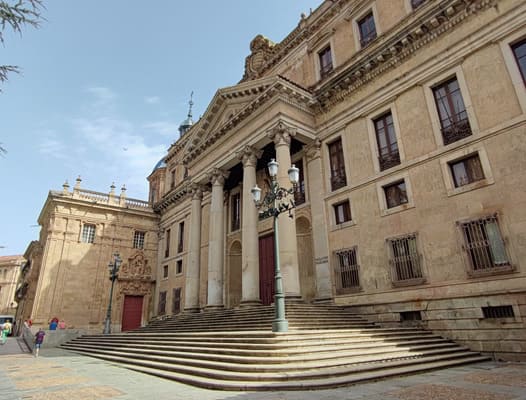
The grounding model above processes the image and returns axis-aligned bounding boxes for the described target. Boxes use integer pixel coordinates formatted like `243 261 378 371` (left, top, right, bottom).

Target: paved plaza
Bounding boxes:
1 337 525 400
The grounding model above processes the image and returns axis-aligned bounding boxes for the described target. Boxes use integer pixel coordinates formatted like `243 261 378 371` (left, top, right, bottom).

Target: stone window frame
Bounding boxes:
439 144 494 197
177 220 185 254
175 259 183 276
423 66 479 148
229 188 242 233
352 4 381 51
366 103 405 174
292 154 308 207
324 133 349 193
133 230 145 249
385 231 427 287
333 246 362 294
169 169 176 190
499 30 526 113
80 222 96 244
162 264 169 280
376 172 415 217
318 44 334 80
313 37 336 82
328 192 356 231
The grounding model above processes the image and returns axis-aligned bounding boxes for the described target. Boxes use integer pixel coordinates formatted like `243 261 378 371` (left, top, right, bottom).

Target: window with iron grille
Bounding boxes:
172 288 181 314
133 231 145 249
334 247 361 293
176 260 183 275
358 12 377 48
333 201 351 225
383 180 408 209
177 222 185 253
165 229 170 258
482 305 515 319
432 77 472 145
294 159 306 206
162 265 168 279
400 311 422 322
158 291 167 315
81 224 96 243
318 45 333 79
231 193 241 231
374 112 400 171
328 138 347 191
512 39 526 86
459 215 511 274
411 0 427 9
388 234 424 284
449 154 485 188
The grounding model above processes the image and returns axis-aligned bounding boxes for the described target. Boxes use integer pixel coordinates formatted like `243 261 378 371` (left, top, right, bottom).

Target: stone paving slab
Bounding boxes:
1 342 525 400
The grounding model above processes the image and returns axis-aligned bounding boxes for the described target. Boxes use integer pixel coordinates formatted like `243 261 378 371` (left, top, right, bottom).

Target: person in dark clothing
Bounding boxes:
34 328 45 357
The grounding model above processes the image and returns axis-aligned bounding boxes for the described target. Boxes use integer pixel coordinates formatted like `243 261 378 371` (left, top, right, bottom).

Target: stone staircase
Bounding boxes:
60 303 490 390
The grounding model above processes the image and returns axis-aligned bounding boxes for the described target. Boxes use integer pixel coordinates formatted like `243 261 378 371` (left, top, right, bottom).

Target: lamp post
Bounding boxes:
103 252 122 334
251 158 299 332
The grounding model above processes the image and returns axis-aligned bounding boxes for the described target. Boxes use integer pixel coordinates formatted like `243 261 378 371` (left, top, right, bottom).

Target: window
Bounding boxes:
172 288 181 314
374 112 400 171
432 77 472 145
294 159 306 206
333 201 351 225
328 138 347 191
334 247 360 294
177 222 185 253
400 311 422 322
165 229 170 258
512 39 526 85
81 224 96 243
176 260 183 275
358 12 377 48
133 231 145 249
162 265 168 279
170 170 176 189
482 305 515 319
318 45 333 79
411 0 426 9
231 193 241 231
383 180 408 209
158 291 167 315
388 234 424 285
449 154 484 188
459 214 511 274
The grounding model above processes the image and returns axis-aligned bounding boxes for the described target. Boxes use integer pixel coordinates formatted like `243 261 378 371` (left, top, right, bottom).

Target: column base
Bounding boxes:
272 318 289 332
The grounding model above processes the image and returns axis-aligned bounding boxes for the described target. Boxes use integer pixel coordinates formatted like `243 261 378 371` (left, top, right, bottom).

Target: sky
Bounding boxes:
0 0 322 256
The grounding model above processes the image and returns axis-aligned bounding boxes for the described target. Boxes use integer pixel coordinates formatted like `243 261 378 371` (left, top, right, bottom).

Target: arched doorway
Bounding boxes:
227 241 242 308
296 216 315 302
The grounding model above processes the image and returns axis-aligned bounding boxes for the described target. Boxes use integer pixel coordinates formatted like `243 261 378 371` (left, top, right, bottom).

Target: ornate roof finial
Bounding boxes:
188 91 194 119
179 91 195 137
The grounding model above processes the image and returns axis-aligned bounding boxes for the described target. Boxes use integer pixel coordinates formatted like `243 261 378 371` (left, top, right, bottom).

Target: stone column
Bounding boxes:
267 122 301 299
306 140 333 301
238 146 263 305
206 168 229 309
184 183 204 312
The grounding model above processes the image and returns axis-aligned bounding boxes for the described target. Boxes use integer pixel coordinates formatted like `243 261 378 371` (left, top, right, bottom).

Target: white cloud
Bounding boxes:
144 96 160 104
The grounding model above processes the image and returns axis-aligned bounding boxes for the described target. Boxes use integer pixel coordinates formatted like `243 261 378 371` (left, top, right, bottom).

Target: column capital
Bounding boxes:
206 168 230 186
267 121 296 147
189 182 206 200
305 138 322 162
237 145 263 168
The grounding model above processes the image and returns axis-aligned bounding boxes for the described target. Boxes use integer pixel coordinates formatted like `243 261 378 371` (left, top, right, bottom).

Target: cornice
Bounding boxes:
153 180 191 213
311 0 499 112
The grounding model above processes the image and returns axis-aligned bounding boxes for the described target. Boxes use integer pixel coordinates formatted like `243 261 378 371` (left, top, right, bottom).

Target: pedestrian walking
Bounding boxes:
34 328 45 357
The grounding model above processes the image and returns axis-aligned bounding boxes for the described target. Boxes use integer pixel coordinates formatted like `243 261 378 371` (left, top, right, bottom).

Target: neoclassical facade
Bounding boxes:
15 178 159 333
151 0 526 359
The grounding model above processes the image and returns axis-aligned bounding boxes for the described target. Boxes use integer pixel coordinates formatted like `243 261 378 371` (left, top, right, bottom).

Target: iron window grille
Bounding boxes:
81 224 96 243
318 46 333 79
432 77 472 145
459 214 511 275
358 12 377 48
133 231 145 249
511 39 526 86
328 138 347 191
383 180 408 209
334 247 361 294
374 112 400 171
449 154 485 188
388 233 425 285
231 193 241 231
482 305 515 319
333 201 352 225
158 291 167 315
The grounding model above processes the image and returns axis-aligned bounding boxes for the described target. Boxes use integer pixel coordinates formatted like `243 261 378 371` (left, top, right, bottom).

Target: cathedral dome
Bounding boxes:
152 158 166 173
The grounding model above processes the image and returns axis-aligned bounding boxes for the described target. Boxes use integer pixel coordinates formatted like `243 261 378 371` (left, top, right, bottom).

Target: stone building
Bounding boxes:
15 177 159 333
150 0 526 359
0 255 23 315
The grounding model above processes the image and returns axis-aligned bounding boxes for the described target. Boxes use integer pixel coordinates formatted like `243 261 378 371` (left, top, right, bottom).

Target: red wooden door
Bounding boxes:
121 295 143 331
259 234 275 306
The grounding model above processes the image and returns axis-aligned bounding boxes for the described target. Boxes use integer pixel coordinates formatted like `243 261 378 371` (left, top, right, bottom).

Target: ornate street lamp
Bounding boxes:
251 158 299 332
103 252 122 334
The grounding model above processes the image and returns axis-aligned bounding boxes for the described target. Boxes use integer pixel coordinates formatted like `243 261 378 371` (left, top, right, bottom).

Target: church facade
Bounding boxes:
151 0 526 359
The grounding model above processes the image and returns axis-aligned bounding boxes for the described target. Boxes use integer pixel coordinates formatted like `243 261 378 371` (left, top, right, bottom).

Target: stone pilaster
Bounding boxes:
267 122 301 299
206 168 229 308
185 183 205 312
305 139 333 301
237 145 263 305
